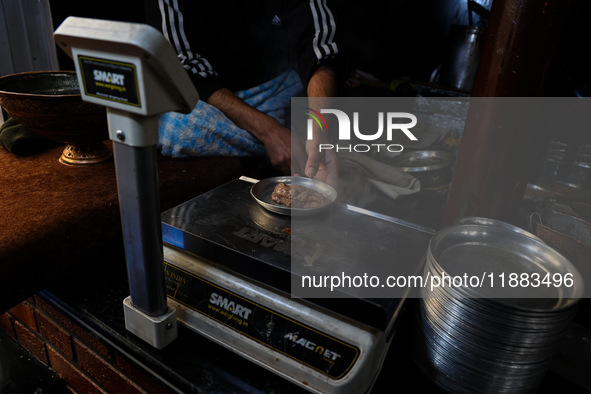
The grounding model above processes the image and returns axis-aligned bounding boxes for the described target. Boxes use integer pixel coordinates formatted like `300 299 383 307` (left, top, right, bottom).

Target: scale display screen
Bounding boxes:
78 55 140 107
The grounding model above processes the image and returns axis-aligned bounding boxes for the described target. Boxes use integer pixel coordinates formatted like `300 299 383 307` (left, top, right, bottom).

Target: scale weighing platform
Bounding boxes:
160 176 434 393
53 16 434 394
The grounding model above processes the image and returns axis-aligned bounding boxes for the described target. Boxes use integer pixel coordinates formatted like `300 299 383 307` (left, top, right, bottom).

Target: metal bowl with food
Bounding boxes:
0 70 109 165
250 176 337 216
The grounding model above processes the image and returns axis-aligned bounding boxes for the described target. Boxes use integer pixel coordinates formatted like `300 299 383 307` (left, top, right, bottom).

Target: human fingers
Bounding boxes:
304 149 321 178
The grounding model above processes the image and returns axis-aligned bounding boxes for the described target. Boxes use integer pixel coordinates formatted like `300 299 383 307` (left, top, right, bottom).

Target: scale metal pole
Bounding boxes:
107 110 177 349
53 17 199 349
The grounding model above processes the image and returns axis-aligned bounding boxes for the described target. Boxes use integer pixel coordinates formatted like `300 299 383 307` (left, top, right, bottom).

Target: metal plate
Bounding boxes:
428 224 584 310
250 176 337 216
390 150 455 173
413 222 584 394
453 216 545 243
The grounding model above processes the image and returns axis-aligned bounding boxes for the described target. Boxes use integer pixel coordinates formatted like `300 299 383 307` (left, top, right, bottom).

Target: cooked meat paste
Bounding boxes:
271 182 328 209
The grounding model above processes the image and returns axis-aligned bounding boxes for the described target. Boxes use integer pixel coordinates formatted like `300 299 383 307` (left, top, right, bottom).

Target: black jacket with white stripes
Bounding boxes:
145 0 346 101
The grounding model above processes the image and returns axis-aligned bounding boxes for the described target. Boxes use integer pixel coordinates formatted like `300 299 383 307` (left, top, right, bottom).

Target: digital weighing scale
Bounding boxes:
53 17 434 394
160 176 433 393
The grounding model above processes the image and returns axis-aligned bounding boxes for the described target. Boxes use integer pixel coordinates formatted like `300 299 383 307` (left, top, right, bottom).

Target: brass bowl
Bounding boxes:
0 70 110 165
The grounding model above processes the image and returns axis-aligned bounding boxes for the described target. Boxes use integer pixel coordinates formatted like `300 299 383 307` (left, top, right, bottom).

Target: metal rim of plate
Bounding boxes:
250 176 337 216
453 216 546 244
389 150 456 173
412 222 584 394
426 223 584 309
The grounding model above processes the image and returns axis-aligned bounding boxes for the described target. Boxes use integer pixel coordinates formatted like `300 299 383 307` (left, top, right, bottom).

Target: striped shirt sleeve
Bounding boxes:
308 0 339 62
157 0 222 100
288 0 346 87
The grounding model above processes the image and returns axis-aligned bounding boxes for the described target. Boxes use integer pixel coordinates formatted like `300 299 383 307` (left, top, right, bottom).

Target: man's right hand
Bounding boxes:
208 88 308 176
260 122 307 176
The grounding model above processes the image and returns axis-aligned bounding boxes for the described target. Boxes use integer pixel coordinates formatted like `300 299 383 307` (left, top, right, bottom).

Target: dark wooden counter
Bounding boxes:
0 142 243 312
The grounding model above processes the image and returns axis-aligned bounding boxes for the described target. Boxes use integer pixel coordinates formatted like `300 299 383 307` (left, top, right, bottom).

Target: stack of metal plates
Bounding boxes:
412 220 584 393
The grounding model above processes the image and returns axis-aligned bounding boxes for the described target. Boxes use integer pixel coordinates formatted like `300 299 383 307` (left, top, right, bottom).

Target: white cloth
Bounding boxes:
338 151 421 204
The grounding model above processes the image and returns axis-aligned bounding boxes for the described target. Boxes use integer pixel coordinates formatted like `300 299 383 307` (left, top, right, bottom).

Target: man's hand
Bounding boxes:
208 88 302 174
305 66 340 187
305 141 339 186
208 63 341 184
261 122 306 176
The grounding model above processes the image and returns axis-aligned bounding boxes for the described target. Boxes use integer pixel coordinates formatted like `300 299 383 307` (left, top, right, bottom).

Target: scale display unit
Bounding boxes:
54 17 434 394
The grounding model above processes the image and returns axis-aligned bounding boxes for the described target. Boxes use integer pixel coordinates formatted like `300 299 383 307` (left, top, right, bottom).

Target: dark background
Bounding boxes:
48 0 591 96
47 0 591 189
